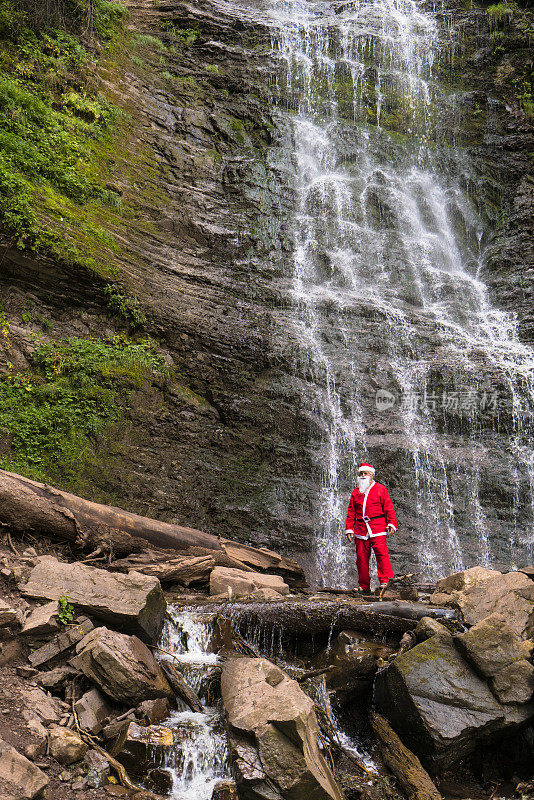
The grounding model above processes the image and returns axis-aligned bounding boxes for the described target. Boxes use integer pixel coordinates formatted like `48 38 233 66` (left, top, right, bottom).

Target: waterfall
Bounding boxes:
261 0 534 583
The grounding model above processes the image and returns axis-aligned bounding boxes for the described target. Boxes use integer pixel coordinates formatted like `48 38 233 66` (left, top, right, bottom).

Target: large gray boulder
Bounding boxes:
0 738 48 798
455 613 528 677
221 657 343 800
431 567 534 637
22 556 165 642
75 627 173 705
375 633 505 766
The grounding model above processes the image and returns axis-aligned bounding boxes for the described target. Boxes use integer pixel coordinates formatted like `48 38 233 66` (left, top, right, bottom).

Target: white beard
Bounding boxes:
358 477 371 493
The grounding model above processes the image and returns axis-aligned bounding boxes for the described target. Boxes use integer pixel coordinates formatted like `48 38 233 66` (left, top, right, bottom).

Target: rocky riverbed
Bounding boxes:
1 530 534 800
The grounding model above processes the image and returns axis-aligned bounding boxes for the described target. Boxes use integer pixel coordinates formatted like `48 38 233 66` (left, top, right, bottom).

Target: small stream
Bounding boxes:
157 609 230 799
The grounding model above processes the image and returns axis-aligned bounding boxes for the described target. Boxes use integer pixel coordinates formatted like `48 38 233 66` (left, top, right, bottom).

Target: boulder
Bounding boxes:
431 568 534 637
115 722 173 777
23 717 48 762
221 657 343 800
227 730 283 799
75 627 173 705
136 698 171 726
83 748 110 789
433 567 502 595
490 660 534 705
48 726 89 765
74 688 115 735
20 688 62 726
0 599 22 628
374 633 505 766
146 767 174 794
22 556 166 642
0 739 48 799
28 616 93 668
35 665 80 692
249 587 285 600
21 601 60 637
310 630 393 693
212 779 239 800
455 613 526 677
414 616 451 642
210 567 289 598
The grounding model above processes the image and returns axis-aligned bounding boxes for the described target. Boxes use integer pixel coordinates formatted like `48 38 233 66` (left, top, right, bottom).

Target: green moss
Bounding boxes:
0 334 167 488
103 284 147 328
0 1 127 274
230 117 246 144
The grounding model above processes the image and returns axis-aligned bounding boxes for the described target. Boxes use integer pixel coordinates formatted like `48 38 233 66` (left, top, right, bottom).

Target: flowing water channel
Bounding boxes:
155 607 376 799
157 609 230 799
262 0 534 583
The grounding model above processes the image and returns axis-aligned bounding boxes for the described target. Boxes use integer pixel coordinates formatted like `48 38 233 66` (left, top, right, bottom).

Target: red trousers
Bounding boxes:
355 536 393 590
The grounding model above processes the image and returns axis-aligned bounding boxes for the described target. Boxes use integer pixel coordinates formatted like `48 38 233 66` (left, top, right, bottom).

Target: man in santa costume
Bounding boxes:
345 463 397 591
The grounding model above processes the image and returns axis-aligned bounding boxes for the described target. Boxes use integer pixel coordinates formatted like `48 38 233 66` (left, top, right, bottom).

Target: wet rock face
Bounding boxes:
0 0 531 580
311 630 394 694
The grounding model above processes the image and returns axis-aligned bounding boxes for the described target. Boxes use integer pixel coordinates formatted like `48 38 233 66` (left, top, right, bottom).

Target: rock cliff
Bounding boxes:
0 0 532 580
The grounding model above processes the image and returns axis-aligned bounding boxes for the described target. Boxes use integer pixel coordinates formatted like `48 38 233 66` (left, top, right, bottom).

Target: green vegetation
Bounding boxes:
486 1 533 119
134 32 165 50
58 595 75 625
160 22 198 46
487 2 516 30
0 0 127 272
0 334 167 486
103 284 147 328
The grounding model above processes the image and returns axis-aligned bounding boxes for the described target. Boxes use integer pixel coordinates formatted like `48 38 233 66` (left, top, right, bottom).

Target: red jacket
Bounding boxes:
345 481 397 540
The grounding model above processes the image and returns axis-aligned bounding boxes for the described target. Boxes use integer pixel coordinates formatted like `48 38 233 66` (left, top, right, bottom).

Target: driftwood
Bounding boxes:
110 547 278 585
223 599 458 639
111 552 217 585
160 661 203 713
0 468 305 585
370 712 442 800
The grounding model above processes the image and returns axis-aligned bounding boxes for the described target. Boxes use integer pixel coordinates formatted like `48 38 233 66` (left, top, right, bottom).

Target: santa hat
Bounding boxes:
359 462 375 474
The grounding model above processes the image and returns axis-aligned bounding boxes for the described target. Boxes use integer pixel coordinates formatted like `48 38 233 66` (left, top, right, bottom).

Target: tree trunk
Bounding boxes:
370 712 442 800
218 599 457 639
0 469 306 585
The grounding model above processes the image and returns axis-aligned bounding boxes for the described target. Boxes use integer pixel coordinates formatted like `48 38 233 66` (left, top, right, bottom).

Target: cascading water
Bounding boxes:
157 609 230 799
263 0 534 583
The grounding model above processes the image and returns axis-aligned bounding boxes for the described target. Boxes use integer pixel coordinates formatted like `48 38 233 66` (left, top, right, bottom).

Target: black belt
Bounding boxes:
357 514 385 523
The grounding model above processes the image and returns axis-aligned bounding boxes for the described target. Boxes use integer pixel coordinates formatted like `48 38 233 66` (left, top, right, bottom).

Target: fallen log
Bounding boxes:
111 553 217 585
0 468 306 585
222 599 458 639
160 661 203 713
370 712 442 800
110 547 268 585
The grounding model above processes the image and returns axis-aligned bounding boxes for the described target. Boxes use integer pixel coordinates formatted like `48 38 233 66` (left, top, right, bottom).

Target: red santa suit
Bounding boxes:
345 479 397 590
